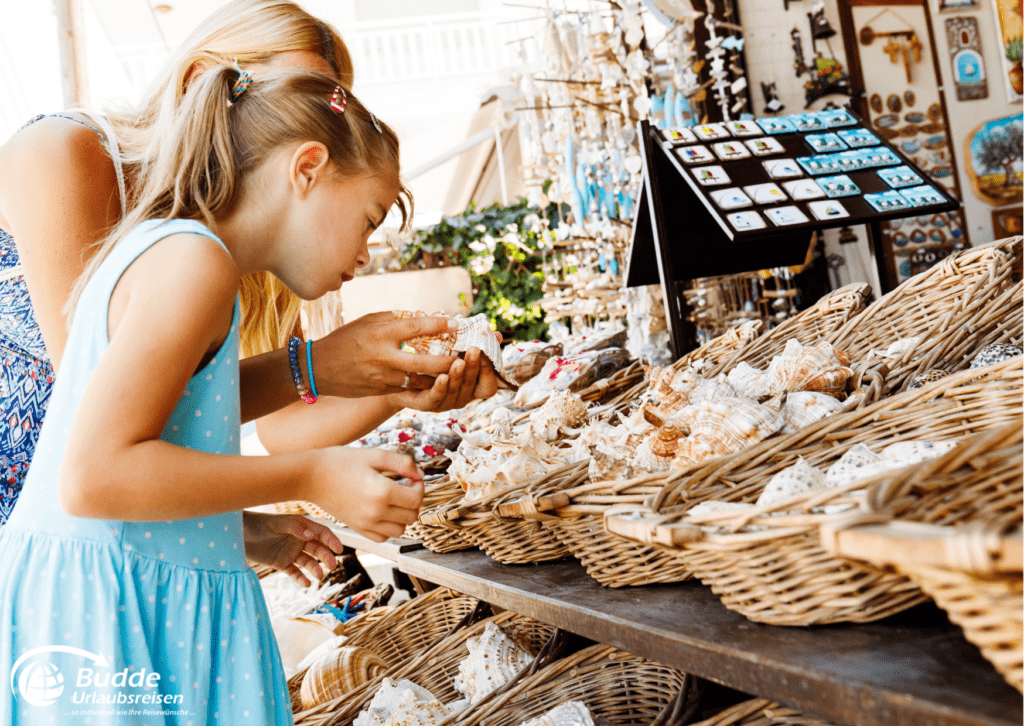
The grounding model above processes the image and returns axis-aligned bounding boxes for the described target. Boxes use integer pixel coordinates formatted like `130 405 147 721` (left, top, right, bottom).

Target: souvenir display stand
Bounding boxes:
322 525 1021 726
627 111 960 357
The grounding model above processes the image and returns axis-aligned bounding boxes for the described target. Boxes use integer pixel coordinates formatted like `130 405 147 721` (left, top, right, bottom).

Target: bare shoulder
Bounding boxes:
138 230 241 304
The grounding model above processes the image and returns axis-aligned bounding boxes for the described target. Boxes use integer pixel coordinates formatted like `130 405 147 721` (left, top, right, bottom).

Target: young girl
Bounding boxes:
0 66 422 723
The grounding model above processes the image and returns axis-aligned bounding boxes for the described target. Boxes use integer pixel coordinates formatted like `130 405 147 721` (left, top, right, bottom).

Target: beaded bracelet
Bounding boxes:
306 339 319 398
287 336 317 404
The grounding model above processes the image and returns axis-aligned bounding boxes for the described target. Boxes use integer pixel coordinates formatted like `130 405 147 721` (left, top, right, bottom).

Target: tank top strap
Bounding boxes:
68 109 128 218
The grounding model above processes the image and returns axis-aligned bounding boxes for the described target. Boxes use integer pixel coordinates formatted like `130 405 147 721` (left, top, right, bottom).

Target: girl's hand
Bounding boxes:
311 312 462 398
306 448 425 543
242 511 344 587
387 346 500 413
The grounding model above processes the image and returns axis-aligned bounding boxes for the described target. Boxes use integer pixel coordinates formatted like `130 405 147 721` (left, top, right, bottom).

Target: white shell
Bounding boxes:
879 440 958 464
385 697 458 726
757 457 828 507
726 362 769 399
354 679 443 726
672 398 786 468
781 391 845 434
765 340 853 399
499 446 551 485
397 312 503 378
824 444 882 487
686 376 739 406
631 431 676 473
868 336 921 364
530 390 588 440
455 621 534 704
518 701 596 726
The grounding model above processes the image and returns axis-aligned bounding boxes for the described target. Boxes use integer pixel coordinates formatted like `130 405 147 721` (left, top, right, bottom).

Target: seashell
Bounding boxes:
519 701 596 726
529 390 588 440
687 375 739 405
643 365 702 408
907 369 949 389
632 427 683 473
970 343 1022 369
395 311 516 390
499 446 551 485
781 391 845 434
765 340 853 399
354 678 442 726
757 457 828 507
824 444 882 487
726 362 769 399
455 621 534 705
879 439 958 465
671 398 786 468
300 646 388 711
503 342 562 386
868 336 921 364
587 427 640 482
685 500 759 532
385 697 458 726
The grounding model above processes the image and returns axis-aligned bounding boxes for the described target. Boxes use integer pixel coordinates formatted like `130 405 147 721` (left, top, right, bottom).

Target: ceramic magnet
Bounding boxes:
764 158 804 178
675 145 715 164
818 175 861 197
712 141 752 160
819 109 857 127
743 183 788 205
726 119 763 136
808 200 850 220
693 123 731 140
796 155 842 174
765 206 810 225
692 165 732 186
789 113 827 131
744 137 786 155
900 184 946 206
727 211 767 231
945 17 988 101
864 190 912 211
878 165 924 188
805 133 848 153
710 187 754 210
837 128 879 147
756 117 797 134
663 127 698 144
782 178 826 200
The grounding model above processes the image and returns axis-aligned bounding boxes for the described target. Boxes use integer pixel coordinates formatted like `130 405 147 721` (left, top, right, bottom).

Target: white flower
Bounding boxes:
555 223 571 241
474 224 487 233
523 214 542 232
481 234 497 253
468 241 487 253
505 223 518 234
470 254 495 275
502 232 520 247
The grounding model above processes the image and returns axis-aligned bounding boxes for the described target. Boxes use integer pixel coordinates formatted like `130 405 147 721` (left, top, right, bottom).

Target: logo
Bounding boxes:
11 647 109 707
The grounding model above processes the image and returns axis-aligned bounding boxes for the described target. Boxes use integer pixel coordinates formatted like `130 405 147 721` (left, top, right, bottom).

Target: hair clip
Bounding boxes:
230 60 253 101
369 112 383 134
330 86 347 114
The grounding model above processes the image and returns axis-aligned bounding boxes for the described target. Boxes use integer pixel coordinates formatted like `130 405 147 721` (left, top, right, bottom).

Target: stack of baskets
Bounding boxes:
605 356 1022 625
689 699 836 726
822 424 1022 692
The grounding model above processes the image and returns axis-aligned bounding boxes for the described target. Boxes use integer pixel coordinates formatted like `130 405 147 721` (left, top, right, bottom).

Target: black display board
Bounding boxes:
626 111 959 359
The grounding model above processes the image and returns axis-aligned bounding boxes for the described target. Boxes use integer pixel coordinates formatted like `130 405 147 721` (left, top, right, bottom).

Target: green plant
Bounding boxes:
403 198 562 341
1007 36 1022 63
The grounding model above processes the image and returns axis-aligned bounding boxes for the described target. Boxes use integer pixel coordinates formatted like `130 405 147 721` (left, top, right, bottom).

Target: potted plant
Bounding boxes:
1007 36 1023 95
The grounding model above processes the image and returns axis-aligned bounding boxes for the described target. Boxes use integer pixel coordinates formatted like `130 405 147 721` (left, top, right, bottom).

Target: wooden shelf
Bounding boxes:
328 528 1021 726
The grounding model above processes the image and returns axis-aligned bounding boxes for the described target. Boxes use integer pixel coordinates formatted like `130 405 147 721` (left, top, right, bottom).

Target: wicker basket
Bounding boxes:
407 475 475 553
442 644 698 726
294 611 558 726
605 356 1022 625
690 699 836 725
822 425 1022 692
422 462 590 565
825 237 1021 393
705 282 871 377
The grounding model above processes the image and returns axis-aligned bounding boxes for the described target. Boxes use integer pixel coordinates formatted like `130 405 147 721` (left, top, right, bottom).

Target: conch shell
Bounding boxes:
385 698 458 726
632 425 684 473
757 457 828 507
586 425 640 482
354 679 445 726
395 311 516 389
765 340 853 399
673 397 785 469
300 646 387 711
519 702 596 726
529 390 588 440
907 369 948 389
780 391 845 434
726 362 769 399
454 621 533 704
498 446 551 485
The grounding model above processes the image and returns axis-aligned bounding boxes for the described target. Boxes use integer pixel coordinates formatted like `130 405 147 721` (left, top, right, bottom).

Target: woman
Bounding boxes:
0 0 496 574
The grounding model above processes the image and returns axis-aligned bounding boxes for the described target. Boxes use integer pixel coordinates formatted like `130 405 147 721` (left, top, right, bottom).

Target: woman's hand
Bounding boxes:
242 511 344 587
305 447 425 543
310 312 462 398
386 346 500 413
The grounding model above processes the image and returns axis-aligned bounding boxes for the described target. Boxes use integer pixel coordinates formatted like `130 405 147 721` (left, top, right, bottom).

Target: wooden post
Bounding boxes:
56 0 88 109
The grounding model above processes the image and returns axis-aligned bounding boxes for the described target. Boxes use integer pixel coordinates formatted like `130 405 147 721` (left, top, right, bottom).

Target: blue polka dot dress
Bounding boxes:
0 219 293 724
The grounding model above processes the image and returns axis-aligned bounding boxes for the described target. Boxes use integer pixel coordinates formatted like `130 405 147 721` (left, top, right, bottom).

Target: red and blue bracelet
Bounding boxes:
287 336 318 404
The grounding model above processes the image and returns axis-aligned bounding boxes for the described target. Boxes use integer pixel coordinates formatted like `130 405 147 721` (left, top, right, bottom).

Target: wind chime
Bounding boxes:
858 8 924 83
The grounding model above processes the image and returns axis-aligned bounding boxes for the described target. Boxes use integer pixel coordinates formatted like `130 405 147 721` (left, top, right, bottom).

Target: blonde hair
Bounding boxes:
69 67 412 337
104 0 356 355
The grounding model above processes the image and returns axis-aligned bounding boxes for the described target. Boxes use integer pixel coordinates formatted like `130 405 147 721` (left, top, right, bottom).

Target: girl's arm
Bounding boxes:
0 117 121 368
59 234 422 540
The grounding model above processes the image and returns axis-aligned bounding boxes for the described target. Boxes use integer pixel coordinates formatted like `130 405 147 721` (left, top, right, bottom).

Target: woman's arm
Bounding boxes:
0 117 121 367
60 234 422 541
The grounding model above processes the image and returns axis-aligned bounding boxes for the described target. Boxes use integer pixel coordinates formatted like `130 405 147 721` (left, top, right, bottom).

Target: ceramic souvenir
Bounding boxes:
745 137 786 155
782 179 826 200
877 166 923 188
676 145 715 164
765 206 810 226
808 200 850 220
693 123 731 140
837 128 879 147
899 185 945 207
664 127 697 144
692 165 731 186
710 187 754 210
818 175 860 197
743 183 788 205
763 159 804 179
864 191 910 211
727 211 767 231
726 119 763 136
805 133 848 153
712 141 752 160
756 117 797 134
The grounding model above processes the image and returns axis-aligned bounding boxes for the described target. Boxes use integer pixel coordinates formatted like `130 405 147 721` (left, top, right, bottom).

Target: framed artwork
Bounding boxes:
991 0 1023 102
946 17 988 100
963 114 1024 205
991 205 1023 237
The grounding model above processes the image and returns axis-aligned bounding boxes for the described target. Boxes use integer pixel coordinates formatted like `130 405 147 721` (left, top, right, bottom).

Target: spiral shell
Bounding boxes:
519 702 596 726
868 336 921 364
498 446 550 485
672 398 786 468
907 369 949 389
632 426 683 473
824 444 882 487
455 621 534 704
970 343 1022 369
781 391 845 434
588 428 640 482
529 390 588 440
395 311 514 389
765 339 853 399
687 376 739 405
300 646 387 710
757 457 828 507
386 698 457 726
354 679 441 726
726 362 769 399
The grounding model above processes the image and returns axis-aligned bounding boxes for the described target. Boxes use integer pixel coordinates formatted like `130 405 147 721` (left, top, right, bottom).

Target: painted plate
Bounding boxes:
900 124 922 137
887 94 902 113
870 94 884 114
875 113 899 128
904 112 926 124
904 90 916 107
930 166 953 178
901 140 921 153
927 103 942 121
923 134 948 149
